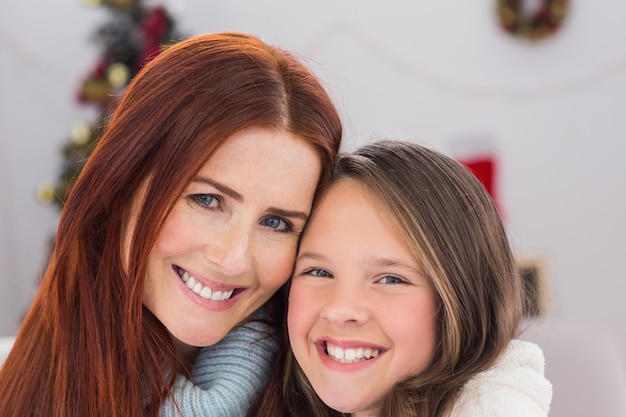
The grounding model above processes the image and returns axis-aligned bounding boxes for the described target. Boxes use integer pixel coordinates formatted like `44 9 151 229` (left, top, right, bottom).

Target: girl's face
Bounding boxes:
288 179 438 417
125 126 321 349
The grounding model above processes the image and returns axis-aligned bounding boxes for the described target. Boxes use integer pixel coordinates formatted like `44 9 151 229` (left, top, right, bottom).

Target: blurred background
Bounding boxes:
1 0 625 413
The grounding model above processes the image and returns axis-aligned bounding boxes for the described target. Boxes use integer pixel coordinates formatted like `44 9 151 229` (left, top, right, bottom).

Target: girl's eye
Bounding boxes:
377 275 408 285
304 268 333 278
191 194 220 209
262 216 293 233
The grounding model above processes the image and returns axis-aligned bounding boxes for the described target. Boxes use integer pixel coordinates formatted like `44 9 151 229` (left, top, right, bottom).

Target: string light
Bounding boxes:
304 20 624 102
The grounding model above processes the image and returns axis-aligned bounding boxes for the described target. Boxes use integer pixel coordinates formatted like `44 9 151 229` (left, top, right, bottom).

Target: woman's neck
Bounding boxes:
172 337 200 364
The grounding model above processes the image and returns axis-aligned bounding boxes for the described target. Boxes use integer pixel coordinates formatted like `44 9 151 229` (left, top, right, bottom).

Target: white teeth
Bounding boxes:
200 287 212 299
207 289 235 301
186 277 196 289
326 343 381 363
177 268 235 302
335 347 344 359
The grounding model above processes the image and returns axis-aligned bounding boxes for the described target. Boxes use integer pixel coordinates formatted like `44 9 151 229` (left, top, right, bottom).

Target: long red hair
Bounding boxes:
0 32 341 417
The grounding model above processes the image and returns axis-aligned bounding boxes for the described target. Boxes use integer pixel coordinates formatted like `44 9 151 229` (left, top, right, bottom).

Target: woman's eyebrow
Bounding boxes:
268 207 309 222
191 177 242 201
192 177 309 221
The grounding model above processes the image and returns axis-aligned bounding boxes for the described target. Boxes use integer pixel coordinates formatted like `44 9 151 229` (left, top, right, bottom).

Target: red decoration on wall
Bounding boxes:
462 156 496 200
458 153 503 218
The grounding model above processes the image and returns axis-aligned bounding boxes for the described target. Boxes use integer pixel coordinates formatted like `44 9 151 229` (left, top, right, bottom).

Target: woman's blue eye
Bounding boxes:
262 216 292 232
192 194 219 209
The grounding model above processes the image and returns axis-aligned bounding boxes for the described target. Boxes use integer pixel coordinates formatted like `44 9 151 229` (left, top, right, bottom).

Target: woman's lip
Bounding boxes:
173 265 242 291
172 265 245 310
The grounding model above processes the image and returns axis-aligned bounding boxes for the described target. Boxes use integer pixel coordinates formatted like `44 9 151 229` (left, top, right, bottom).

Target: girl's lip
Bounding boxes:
314 337 386 371
315 336 386 351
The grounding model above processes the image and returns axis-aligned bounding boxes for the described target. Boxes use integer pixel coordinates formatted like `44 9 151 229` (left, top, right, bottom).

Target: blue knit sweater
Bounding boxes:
160 313 278 417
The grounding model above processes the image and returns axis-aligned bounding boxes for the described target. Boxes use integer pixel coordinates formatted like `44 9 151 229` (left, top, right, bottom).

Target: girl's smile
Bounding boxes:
314 337 386 372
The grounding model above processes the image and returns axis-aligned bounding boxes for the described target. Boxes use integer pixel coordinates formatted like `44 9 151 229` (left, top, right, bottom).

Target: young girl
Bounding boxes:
249 140 552 417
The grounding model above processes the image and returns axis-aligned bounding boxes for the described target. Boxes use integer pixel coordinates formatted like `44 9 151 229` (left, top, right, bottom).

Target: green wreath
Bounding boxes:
497 0 569 41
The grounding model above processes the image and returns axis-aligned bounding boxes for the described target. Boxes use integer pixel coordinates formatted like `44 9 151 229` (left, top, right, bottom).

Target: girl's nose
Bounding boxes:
320 278 369 326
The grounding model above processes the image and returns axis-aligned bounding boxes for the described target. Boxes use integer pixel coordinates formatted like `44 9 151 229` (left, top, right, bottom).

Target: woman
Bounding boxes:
249 141 551 417
0 32 342 417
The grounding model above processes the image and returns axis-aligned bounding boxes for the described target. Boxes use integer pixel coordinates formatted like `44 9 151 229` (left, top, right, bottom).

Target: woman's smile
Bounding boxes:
174 265 241 302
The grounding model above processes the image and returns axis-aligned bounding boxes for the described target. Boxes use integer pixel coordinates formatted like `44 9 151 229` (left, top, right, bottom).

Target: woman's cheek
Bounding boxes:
261 243 298 290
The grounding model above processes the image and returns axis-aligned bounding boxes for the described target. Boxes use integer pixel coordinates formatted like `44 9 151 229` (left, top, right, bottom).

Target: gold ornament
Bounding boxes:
80 77 112 103
37 185 57 205
107 63 131 88
83 0 139 10
70 121 92 146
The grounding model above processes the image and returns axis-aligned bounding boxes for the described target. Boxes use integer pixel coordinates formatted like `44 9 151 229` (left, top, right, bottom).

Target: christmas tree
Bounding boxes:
38 0 181 209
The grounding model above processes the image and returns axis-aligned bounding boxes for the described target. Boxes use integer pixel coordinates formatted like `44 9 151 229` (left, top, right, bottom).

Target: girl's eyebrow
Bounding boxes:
297 253 423 276
296 252 329 262
370 258 421 273
191 177 309 222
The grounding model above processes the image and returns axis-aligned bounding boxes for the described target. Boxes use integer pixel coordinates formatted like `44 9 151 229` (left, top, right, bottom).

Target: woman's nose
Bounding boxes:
320 279 369 326
205 218 253 277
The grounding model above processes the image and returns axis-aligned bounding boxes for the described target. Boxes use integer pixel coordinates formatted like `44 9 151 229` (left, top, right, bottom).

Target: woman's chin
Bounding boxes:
170 328 227 355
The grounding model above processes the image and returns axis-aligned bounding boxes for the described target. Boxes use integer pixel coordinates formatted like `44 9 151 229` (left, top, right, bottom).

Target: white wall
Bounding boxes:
1 1 103 335
2 0 625 366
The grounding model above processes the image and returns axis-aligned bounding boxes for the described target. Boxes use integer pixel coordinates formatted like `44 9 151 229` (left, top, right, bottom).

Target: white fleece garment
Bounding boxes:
451 339 552 417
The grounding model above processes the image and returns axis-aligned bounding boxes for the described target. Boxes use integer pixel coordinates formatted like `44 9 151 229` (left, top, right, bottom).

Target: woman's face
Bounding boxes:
288 179 438 417
125 126 321 348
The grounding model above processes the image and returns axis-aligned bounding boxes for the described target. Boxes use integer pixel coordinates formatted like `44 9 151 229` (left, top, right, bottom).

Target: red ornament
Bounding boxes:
138 6 172 67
